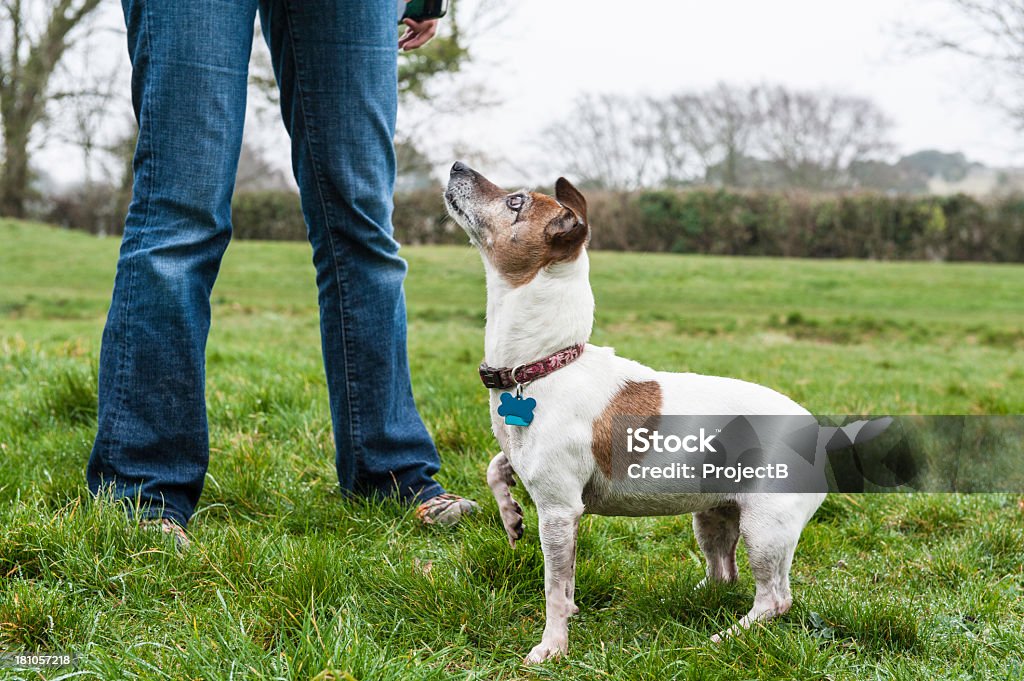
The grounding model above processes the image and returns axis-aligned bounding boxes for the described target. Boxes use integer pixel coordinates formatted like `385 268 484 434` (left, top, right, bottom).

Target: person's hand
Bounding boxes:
399 18 438 51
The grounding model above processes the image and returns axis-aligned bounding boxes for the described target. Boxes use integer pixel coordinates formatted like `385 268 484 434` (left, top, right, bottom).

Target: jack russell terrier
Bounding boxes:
443 162 826 664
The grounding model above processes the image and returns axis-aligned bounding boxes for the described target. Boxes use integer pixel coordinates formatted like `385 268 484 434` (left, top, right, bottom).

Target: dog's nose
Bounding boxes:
451 161 469 175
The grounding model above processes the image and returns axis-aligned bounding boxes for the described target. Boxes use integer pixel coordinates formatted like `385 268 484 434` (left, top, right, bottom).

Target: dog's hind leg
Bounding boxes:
525 501 584 664
711 505 801 643
693 504 740 588
487 452 524 547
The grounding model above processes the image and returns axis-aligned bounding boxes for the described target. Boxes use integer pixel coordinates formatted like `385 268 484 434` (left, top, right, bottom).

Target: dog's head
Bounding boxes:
444 162 589 287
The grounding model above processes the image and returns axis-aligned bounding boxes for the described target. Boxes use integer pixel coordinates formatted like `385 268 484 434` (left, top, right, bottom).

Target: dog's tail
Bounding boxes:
817 416 917 490
819 417 894 452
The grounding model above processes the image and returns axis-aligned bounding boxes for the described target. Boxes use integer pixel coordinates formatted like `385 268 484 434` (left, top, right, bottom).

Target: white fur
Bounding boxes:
446 168 826 664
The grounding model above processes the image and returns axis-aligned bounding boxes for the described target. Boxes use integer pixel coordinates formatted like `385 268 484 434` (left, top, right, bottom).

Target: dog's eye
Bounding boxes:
506 194 525 211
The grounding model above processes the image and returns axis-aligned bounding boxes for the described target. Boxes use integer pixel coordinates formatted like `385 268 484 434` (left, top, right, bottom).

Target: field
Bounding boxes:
1 219 1023 680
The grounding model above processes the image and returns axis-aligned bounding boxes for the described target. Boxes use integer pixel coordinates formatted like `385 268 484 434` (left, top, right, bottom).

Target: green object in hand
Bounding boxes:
401 0 448 22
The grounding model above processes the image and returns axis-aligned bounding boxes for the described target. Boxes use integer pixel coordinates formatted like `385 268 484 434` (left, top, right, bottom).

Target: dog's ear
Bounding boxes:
546 177 589 260
555 177 588 226
545 216 588 262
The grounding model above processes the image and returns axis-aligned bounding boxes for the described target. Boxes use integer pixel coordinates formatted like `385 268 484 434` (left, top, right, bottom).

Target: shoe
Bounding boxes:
139 518 190 551
415 493 478 527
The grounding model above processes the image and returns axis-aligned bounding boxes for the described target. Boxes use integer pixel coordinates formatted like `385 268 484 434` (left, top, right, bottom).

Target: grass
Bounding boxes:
1 218 1022 680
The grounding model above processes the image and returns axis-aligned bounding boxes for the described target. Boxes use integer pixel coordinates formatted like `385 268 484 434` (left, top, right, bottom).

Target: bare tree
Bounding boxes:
755 86 893 190
908 0 1024 125
397 0 510 105
47 45 129 186
545 84 893 191
0 0 104 217
655 83 762 186
542 93 662 191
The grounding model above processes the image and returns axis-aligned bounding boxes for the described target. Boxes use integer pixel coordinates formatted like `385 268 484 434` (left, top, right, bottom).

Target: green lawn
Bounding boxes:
1 219 1022 680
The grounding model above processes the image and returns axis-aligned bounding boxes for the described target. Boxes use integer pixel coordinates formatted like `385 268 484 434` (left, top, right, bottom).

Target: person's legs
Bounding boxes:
258 0 444 503
88 0 258 528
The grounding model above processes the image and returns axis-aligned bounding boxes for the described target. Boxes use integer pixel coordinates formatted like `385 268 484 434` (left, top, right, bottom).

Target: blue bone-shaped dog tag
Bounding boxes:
497 392 536 427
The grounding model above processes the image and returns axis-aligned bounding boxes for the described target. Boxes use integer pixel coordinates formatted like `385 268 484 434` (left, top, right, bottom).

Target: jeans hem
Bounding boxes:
340 479 445 506
405 481 445 505
133 505 189 530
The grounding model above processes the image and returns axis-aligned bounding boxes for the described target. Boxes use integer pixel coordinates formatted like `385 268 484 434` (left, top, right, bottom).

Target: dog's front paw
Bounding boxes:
499 498 524 547
524 638 567 665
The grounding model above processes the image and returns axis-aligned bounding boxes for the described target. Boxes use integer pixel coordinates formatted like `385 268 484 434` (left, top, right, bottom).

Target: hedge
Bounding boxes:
230 190 466 245
586 189 1024 262
229 188 1024 262
49 187 1024 262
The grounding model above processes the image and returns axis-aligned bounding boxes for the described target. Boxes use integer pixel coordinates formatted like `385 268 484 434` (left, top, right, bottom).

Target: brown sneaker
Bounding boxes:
139 518 190 551
415 493 479 527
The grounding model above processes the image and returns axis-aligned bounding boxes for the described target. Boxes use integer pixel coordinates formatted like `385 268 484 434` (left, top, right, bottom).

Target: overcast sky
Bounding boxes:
38 0 1024 188
415 0 1023 185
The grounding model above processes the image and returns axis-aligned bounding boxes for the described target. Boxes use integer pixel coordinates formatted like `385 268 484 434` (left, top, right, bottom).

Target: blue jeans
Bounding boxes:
87 0 445 528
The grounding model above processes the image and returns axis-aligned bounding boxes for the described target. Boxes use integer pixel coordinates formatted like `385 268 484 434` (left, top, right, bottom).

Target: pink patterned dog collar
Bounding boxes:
479 343 586 389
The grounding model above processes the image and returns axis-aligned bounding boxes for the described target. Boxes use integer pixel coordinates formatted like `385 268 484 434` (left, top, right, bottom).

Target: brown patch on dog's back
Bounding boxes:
592 380 663 477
